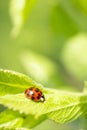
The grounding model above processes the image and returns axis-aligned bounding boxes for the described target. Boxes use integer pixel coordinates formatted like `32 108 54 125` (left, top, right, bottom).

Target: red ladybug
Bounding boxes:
25 87 45 102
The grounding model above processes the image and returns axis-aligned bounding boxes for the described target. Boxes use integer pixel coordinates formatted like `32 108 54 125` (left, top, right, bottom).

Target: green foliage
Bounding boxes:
61 33 87 81
10 0 38 37
0 109 45 130
0 69 87 129
0 69 37 95
84 81 87 93
1 0 87 129
0 110 25 130
20 51 66 88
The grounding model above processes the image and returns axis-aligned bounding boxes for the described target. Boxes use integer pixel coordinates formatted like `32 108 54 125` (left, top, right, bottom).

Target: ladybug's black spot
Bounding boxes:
41 95 44 98
29 88 33 90
38 93 41 97
35 89 39 92
37 95 41 100
31 96 35 100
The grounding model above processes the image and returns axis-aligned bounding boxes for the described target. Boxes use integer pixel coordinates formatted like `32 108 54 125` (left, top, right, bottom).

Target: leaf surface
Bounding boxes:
0 69 39 95
0 92 87 124
0 110 24 130
0 109 44 129
0 69 87 124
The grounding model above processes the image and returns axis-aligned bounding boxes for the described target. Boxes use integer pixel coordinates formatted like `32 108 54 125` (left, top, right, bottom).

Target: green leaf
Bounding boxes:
0 90 87 124
0 69 38 95
0 110 24 130
61 33 87 81
0 109 44 129
0 119 25 130
10 0 38 37
20 51 65 88
0 110 20 124
84 81 87 93
0 69 87 124
22 115 46 129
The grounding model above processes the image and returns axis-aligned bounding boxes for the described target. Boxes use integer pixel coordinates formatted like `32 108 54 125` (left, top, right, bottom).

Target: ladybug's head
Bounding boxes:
40 95 45 102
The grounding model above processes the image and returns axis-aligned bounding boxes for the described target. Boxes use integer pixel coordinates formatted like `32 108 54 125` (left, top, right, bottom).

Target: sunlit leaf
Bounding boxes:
0 69 87 124
0 91 87 124
0 69 40 95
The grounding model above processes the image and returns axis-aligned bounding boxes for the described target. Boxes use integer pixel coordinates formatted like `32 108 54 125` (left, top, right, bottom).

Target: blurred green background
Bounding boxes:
0 0 87 129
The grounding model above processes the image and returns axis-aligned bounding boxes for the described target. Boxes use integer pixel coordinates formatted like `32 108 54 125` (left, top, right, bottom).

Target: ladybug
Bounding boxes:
25 87 45 102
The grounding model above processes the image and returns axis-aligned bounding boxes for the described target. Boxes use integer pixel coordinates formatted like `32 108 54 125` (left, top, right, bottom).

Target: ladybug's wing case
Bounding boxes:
25 87 45 102
25 88 32 99
25 88 29 95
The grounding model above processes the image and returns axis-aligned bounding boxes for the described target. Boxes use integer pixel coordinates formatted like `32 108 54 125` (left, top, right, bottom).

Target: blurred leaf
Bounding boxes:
50 4 78 37
20 51 65 88
0 119 25 130
0 109 45 129
58 0 87 31
0 110 24 130
0 69 37 95
84 81 87 93
78 0 87 14
22 115 46 129
10 0 38 37
61 33 87 81
0 110 20 124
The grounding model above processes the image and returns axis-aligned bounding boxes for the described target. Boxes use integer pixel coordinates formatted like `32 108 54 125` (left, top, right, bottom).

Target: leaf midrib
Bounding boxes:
0 81 27 88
